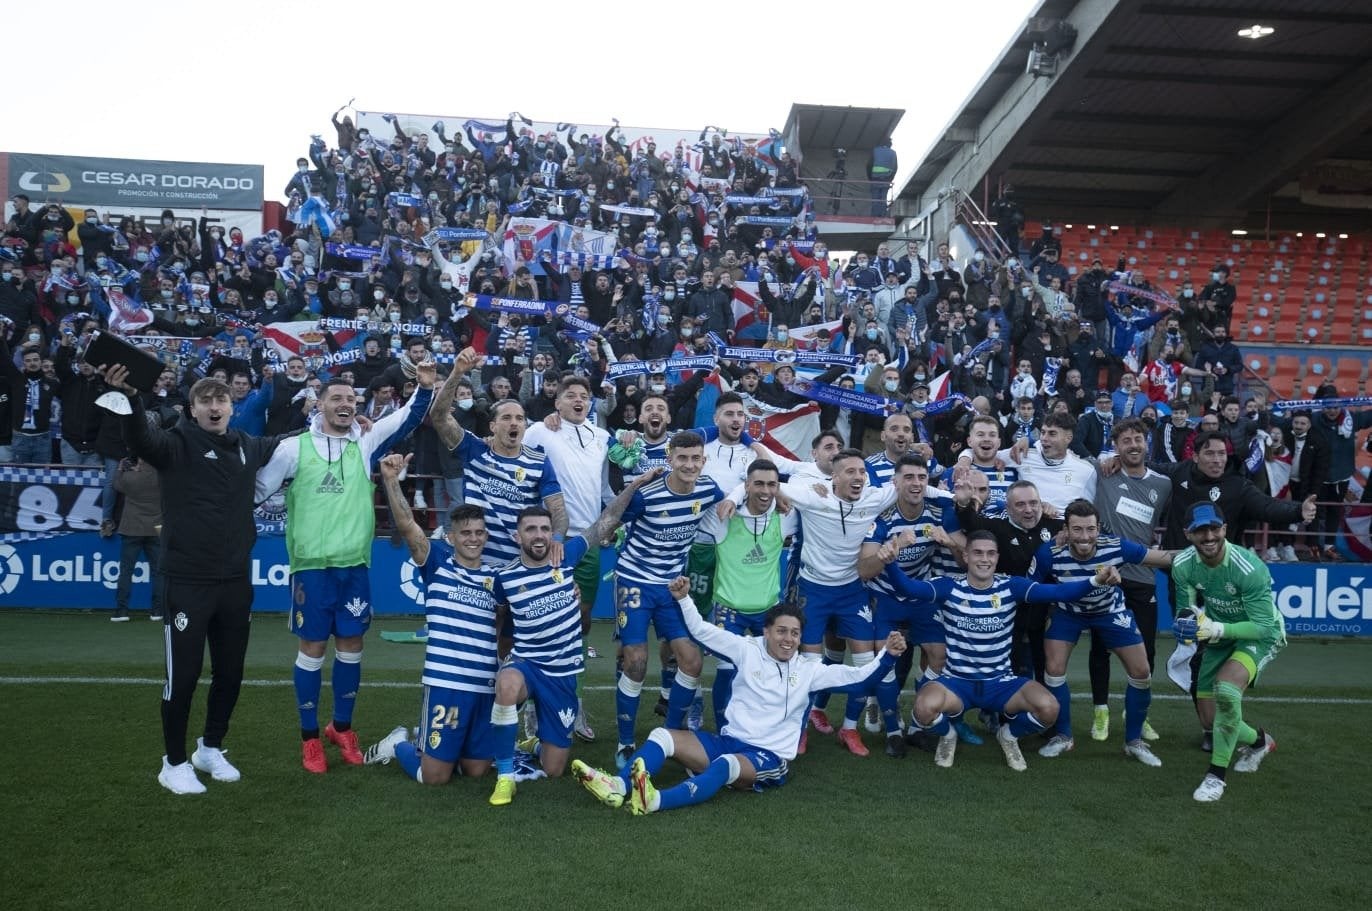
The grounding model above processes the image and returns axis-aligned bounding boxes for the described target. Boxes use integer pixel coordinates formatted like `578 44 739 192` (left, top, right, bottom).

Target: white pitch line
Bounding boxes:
1 676 1369 705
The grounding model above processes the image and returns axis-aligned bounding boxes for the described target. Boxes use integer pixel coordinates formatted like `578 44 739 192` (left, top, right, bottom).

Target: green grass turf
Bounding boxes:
3 610 1371 910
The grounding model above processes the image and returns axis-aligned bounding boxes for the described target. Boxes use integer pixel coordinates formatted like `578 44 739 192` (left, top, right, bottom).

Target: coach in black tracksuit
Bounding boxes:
116 373 298 785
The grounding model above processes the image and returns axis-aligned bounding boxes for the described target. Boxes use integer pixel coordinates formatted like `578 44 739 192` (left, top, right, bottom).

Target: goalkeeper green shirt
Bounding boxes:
1171 542 1287 649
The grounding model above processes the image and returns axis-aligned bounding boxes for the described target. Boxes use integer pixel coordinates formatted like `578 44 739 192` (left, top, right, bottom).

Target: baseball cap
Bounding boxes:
1185 502 1226 532
1094 389 1112 401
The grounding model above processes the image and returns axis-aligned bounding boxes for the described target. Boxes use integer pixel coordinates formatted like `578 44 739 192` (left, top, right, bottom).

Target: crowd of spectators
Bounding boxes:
2 109 1369 558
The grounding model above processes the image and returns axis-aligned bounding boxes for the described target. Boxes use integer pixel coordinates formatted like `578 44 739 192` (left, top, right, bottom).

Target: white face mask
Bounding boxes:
883 379 900 392
375 290 386 301
973 251 985 262
264 296 278 307
679 327 692 339
1211 271 1222 282
649 383 666 394
388 311 401 322
456 398 474 411
439 280 452 290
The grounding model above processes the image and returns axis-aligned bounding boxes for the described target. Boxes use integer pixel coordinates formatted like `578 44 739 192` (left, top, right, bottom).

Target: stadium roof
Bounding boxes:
894 0 1372 231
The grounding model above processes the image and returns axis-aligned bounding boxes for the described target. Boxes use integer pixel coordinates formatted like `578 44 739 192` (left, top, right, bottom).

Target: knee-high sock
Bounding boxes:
917 711 955 736
294 652 325 734
1213 680 1257 768
616 674 643 746
914 666 938 692
1045 673 1072 738
712 660 736 726
332 649 362 724
841 652 876 727
1124 676 1152 742
656 754 738 812
619 726 672 791
395 740 423 783
1008 710 1048 738
877 667 903 735
660 654 677 700
812 646 843 710
490 702 519 776
894 641 916 691
666 671 699 730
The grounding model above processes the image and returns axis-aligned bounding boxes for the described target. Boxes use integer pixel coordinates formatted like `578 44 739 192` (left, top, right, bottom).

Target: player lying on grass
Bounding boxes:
572 576 907 815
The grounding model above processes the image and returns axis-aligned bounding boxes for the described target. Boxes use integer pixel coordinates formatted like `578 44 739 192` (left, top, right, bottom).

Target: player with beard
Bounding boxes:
255 366 435 773
865 413 918 487
487 477 657 806
943 414 1018 513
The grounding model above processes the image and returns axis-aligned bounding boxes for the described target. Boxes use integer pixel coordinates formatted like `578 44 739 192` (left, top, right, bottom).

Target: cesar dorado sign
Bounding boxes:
4 151 264 211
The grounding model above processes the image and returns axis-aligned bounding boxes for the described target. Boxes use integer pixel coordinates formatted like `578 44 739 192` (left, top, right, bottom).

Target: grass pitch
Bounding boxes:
3 610 1370 910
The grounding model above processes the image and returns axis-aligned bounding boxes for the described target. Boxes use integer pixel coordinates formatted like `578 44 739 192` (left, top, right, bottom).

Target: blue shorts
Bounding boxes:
501 657 577 748
933 673 1033 715
615 577 690 647
873 594 945 646
796 577 873 645
288 567 372 641
1045 608 1144 650
715 606 769 638
419 685 495 763
695 730 788 792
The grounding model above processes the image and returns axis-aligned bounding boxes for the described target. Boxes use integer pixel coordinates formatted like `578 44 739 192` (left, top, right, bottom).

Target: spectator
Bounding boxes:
112 453 163 622
1192 324 1243 397
1200 263 1236 327
1309 385 1372 561
2 333 61 464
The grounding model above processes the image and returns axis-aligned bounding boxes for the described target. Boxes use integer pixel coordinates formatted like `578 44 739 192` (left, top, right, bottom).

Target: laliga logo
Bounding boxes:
18 171 72 194
398 558 424 605
0 544 22 595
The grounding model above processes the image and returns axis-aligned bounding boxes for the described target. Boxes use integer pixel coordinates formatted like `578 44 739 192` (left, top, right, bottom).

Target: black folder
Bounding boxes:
82 331 165 393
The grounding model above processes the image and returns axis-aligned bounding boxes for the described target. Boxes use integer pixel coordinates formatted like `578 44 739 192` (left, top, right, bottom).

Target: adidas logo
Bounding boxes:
316 471 344 495
203 450 218 460
742 543 768 565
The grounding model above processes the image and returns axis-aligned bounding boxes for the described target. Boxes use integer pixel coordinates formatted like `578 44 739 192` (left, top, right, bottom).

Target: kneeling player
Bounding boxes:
573 577 906 814
363 462 497 783
885 531 1119 771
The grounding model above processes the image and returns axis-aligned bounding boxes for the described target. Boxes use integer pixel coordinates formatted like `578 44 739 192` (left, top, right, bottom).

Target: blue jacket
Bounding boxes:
229 383 272 435
1104 303 1166 358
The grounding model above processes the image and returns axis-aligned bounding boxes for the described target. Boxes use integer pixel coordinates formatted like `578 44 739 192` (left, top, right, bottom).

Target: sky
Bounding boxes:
1 0 1041 202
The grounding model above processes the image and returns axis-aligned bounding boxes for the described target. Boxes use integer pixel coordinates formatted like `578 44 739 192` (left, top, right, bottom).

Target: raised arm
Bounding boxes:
583 466 664 544
431 346 481 451
667 577 743 663
380 452 429 565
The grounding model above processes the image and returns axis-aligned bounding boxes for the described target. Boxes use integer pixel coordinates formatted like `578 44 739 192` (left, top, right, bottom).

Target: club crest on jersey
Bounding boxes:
692 500 701 515
1209 487 1221 502
429 728 442 750
295 610 304 628
514 467 526 483
1148 488 1158 503
551 568 564 584
1040 528 1052 541
920 524 933 538
658 509 669 518
483 577 494 591
174 612 189 632
1225 583 1237 595
617 610 628 629
990 594 1001 609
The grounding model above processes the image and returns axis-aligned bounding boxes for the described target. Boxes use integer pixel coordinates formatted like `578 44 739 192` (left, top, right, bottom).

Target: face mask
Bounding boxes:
264 296 278 307
439 280 452 290
28 332 41 343
913 373 926 382
1181 384 1192 396
679 327 692 339
606 183 615 190
1182 289 1194 298
659 247 671 257
663 290 675 301
426 314 437 325
776 330 788 341
649 383 666 394
160 289 174 300
135 251 150 263
336 280 351 291
656 314 670 327
184 318 200 327
973 251 985 262
884 379 900 393
375 290 386 301
298 165 309 175
1211 272 1222 282
1142 416 1157 428
430 339 443 352
66 294 78 305
456 398 474 411
988 330 1000 340
1021 287 1032 298
866 328 878 340
388 311 401 321
95 256 108 268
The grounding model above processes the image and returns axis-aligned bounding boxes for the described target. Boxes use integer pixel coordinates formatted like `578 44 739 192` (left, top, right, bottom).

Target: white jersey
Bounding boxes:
696 438 756 542
524 420 612 533
994 442 1097 511
781 480 897 585
675 593 889 760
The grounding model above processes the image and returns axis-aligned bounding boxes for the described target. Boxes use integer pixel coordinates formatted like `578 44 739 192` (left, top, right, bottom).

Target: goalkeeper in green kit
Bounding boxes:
1171 502 1284 802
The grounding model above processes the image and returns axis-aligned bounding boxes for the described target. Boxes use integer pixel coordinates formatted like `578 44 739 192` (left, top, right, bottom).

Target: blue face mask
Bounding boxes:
866 328 878 340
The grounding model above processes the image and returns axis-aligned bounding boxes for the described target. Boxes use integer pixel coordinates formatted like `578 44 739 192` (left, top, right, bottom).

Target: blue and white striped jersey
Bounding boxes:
617 438 670 489
884 570 1095 679
616 475 724 585
456 435 562 566
492 536 590 677
864 452 898 488
417 540 499 693
864 496 961 599
1032 535 1147 615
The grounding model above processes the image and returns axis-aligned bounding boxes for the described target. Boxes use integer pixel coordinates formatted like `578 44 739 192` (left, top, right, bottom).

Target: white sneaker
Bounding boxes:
1193 772 1226 802
934 730 958 768
363 725 410 765
1280 545 1298 563
997 724 1028 771
1038 734 1075 758
159 756 207 795
1233 731 1276 773
1124 739 1163 767
190 738 241 782
1263 547 1281 562
413 490 427 510
863 697 882 733
574 700 596 742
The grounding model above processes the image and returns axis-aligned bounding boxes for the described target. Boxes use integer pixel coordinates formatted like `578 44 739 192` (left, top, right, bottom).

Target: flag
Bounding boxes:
1340 502 1372 561
503 217 561 276
788 319 842 351
259 321 357 361
739 393 821 461
928 370 953 402
731 282 769 335
106 289 152 335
